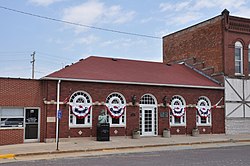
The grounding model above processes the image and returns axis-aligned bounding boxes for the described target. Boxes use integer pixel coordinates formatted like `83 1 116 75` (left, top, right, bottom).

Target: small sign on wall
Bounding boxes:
47 117 56 122
160 112 168 118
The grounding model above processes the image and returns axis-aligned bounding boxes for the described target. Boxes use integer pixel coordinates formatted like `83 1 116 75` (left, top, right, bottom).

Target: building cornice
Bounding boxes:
41 77 224 90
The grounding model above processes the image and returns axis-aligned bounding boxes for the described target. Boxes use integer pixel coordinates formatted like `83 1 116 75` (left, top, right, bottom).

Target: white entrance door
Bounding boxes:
141 107 156 136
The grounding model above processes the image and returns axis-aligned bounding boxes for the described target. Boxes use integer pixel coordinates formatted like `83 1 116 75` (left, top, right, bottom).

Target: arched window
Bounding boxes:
105 92 126 127
69 91 92 127
235 41 243 75
196 96 211 126
140 94 156 105
248 44 250 74
169 95 186 126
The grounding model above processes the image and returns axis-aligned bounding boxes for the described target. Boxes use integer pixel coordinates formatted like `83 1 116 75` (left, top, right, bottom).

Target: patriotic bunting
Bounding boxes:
196 97 211 117
170 97 185 117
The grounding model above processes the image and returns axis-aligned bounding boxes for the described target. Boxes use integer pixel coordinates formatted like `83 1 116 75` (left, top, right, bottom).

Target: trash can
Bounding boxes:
97 123 110 141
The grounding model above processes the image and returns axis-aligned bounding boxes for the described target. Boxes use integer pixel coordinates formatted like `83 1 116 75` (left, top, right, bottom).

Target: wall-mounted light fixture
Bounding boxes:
131 95 136 106
162 96 167 107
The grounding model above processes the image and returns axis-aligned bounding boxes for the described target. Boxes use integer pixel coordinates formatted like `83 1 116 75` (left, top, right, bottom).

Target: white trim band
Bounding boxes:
42 77 224 90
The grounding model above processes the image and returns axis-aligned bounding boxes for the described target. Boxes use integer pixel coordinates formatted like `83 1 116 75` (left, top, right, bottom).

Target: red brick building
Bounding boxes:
163 9 250 134
0 78 44 145
0 56 224 145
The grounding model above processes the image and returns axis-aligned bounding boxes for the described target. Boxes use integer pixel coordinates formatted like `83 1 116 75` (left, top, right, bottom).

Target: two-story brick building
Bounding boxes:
163 9 250 134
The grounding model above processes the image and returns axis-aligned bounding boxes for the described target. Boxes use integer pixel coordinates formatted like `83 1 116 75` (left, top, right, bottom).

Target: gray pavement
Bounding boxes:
0 134 250 159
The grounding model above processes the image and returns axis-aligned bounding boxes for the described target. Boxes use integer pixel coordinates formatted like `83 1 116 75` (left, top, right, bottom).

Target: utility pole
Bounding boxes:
30 51 35 79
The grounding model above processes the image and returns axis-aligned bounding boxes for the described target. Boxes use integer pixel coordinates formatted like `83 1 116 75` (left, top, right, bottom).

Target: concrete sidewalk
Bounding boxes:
1 134 250 159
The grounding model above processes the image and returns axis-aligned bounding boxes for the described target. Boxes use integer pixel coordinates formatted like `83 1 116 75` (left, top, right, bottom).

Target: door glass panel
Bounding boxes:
144 110 152 132
25 109 39 140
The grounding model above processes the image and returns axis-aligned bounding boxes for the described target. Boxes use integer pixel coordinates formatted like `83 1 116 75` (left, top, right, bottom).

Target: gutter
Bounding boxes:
41 77 224 90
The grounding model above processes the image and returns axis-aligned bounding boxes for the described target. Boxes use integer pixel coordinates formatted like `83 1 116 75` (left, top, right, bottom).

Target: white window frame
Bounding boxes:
0 107 24 129
106 92 126 127
69 91 92 128
248 44 250 75
139 94 158 136
196 96 212 126
235 41 243 75
169 95 186 126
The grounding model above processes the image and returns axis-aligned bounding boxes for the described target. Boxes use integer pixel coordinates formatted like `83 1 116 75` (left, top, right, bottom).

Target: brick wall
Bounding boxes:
224 28 250 77
0 78 42 106
0 129 23 145
163 16 224 74
0 78 45 144
44 80 225 138
163 14 250 78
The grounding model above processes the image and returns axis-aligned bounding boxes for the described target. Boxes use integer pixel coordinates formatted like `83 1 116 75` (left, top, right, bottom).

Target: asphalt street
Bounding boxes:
2 145 250 166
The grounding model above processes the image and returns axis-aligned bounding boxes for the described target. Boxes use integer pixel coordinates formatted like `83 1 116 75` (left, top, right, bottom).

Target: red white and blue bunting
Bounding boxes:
106 97 126 119
170 97 185 117
70 103 91 118
196 97 211 117
69 94 92 118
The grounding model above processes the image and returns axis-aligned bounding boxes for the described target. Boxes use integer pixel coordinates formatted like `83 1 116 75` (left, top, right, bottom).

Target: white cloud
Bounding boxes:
160 0 247 13
159 1 191 12
62 0 135 33
212 0 246 9
63 1 104 33
233 6 250 18
192 0 247 10
101 38 146 49
159 0 247 26
155 30 169 37
192 1 215 10
47 38 64 44
159 3 173 12
140 17 153 24
172 12 202 24
75 35 99 45
29 0 63 6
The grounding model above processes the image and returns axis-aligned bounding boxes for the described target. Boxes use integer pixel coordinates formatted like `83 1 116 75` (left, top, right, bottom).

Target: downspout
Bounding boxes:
56 80 61 148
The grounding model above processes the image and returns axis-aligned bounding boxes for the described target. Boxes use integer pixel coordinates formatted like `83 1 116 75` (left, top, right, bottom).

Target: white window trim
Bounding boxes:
169 95 186 127
107 114 126 127
106 92 126 127
196 96 212 126
248 44 250 76
24 107 41 142
69 91 92 128
196 114 211 126
170 113 186 126
69 114 92 128
139 93 158 136
235 41 243 75
0 107 24 129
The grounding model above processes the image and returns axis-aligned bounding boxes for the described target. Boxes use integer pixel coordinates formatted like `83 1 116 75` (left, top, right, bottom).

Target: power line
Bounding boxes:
36 51 74 61
0 59 30 62
0 5 161 40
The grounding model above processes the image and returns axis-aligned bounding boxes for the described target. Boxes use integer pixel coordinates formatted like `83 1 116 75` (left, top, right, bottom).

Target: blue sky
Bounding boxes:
1 0 250 79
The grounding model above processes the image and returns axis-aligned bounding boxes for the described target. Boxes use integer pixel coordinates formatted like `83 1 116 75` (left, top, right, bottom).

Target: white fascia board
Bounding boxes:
42 77 224 90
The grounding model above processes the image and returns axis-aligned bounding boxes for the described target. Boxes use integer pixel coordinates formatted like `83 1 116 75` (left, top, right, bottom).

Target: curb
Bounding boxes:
0 154 15 159
13 139 250 158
